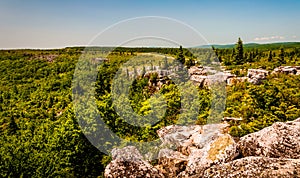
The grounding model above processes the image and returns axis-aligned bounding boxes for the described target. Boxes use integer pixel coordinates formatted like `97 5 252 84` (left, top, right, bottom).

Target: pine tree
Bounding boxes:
268 50 273 62
279 47 286 64
7 115 18 134
177 46 185 65
235 37 244 64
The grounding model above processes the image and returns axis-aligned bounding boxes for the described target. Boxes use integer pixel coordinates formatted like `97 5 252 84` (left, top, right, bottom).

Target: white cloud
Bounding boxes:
254 36 285 41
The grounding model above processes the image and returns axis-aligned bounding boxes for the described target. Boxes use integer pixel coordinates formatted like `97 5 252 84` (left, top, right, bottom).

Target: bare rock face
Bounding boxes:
157 124 239 177
238 118 300 159
104 146 164 178
203 156 300 178
272 66 300 75
247 69 269 84
156 149 188 177
178 130 239 177
188 66 226 87
157 124 203 151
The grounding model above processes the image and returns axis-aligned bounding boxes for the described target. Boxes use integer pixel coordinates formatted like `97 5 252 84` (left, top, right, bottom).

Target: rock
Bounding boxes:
92 57 108 63
222 117 243 122
227 77 247 85
247 69 269 84
104 117 300 177
272 66 300 75
238 118 300 159
158 124 238 177
179 131 239 177
189 75 210 87
188 66 206 75
157 149 188 177
188 66 226 87
203 156 300 178
157 124 238 177
157 124 203 151
104 146 165 178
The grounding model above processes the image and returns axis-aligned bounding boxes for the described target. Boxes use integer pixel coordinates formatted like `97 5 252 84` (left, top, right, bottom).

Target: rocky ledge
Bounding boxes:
104 118 300 177
188 66 300 86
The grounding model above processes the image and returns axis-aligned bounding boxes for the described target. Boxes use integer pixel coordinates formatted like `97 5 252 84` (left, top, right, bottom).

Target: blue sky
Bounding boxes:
1 0 300 48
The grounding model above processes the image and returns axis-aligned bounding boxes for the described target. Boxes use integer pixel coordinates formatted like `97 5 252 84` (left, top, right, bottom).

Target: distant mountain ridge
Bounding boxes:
194 42 300 49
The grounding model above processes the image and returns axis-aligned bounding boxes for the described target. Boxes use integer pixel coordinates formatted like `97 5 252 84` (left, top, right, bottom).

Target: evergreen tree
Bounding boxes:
268 50 273 62
235 37 244 64
279 47 286 64
7 115 18 134
231 48 236 62
177 45 185 64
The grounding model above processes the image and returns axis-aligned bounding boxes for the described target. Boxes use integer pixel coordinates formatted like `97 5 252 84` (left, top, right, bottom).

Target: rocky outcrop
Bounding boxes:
178 132 238 177
238 118 300 158
188 66 230 87
104 118 300 178
203 156 300 178
105 124 238 177
247 69 269 84
272 66 300 75
104 146 164 178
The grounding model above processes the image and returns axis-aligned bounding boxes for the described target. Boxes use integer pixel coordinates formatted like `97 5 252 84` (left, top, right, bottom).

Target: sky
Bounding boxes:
0 0 300 49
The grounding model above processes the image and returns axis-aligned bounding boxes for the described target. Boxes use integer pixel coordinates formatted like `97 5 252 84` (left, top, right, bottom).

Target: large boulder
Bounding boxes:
247 69 269 84
188 66 226 87
157 124 203 152
238 118 300 159
104 146 164 178
157 124 239 177
179 131 239 177
203 156 300 178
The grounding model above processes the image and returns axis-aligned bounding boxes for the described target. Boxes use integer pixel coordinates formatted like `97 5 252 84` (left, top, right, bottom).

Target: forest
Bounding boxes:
1 39 300 177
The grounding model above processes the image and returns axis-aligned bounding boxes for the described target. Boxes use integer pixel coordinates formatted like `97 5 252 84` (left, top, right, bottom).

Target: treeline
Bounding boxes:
214 38 300 71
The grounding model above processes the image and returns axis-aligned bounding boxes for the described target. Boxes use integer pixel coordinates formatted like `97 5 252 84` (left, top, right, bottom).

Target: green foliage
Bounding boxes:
177 45 185 64
0 49 106 177
0 43 300 176
225 74 300 137
235 37 244 65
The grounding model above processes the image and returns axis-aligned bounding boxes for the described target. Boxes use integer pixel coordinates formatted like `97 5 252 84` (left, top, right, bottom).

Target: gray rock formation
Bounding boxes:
156 149 188 177
247 69 269 84
178 126 239 177
238 118 300 158
272 66 300 75
188 66 229 87
156 124 239 177
203 156 300 178
104 118 300 178
104 146 164 178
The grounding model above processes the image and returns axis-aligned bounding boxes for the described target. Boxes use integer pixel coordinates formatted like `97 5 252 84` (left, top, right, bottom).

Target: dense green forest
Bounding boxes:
1 40 300 177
